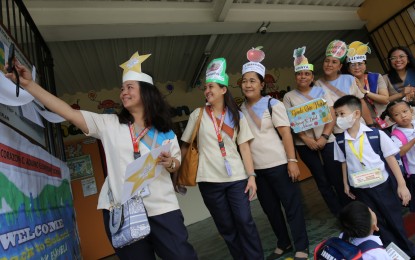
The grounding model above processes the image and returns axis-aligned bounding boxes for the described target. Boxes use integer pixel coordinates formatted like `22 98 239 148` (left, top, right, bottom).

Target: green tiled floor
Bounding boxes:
185 178 338 260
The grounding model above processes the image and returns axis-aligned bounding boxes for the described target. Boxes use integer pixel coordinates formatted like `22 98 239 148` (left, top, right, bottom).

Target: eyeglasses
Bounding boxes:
389 55 408 61
349 62 365 68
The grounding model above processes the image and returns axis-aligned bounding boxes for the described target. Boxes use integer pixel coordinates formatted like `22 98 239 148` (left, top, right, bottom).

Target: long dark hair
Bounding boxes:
218 83 241 132
387 46 415 85
117 81 173 132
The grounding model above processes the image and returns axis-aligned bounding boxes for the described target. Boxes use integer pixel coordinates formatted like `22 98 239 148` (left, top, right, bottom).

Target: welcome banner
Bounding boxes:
0 122 81 259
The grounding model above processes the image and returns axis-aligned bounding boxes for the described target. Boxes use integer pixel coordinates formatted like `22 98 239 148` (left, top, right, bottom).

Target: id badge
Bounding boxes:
224 159 232 176
375 117 389 129
351 168 383 187
140 186 151 197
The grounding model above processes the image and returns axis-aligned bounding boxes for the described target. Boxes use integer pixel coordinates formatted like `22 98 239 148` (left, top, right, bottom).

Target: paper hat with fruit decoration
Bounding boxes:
242 46 266 77
346 41 371 63
206 57 229 87
293 46 314 72
120 52 153 84
325 40 348 62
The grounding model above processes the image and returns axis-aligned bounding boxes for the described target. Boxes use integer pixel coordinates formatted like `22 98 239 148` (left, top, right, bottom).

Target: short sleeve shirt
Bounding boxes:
391 120 415 175
333 124 399 188
80 110 181 217
316 74 365 133
181 107 254 182
240 96 290 169
283 87 335 146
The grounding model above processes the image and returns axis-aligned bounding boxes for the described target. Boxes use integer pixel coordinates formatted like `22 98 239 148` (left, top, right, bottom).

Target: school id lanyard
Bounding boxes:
347 134 366 168
128 123 150 159
208 106 232 176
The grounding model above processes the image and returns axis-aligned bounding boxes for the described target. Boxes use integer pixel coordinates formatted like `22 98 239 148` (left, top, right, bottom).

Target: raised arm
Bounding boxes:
6 62 89 133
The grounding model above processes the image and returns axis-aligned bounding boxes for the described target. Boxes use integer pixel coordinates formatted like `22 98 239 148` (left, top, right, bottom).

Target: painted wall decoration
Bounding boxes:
67 155 94 181
0 122 81 259
88 90 120 114
286 98 332 133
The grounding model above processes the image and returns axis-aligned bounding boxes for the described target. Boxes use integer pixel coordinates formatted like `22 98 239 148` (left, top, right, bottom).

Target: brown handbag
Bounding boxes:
178 108 203 186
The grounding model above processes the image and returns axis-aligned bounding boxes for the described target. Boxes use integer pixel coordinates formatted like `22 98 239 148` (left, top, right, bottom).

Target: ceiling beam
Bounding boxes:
213 0 233 22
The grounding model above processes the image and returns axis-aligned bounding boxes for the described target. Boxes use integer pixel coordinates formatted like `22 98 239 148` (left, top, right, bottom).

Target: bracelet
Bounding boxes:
287 158 298 163
321 134 330 140
168 159 174 169
248 173 257 178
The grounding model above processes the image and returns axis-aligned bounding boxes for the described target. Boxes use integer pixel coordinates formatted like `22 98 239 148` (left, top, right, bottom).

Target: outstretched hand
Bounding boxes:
5 59 33 88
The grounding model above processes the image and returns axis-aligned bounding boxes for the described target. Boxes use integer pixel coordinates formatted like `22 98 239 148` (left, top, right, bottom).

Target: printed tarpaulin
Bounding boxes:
0 122 81 259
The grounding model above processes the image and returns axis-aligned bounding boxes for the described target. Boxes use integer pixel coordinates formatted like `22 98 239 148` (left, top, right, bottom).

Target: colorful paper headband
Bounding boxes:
242 46 266 77
120 52 153 84
325 40 347 62
293 46 314 72
206 58 229 87
346 41 371 63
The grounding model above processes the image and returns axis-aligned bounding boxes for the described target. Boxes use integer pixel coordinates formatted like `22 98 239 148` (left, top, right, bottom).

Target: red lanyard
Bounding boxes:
128 123 150 158
208 106 227 158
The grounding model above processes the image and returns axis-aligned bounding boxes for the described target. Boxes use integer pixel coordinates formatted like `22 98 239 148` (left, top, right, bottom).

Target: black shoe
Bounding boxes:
266 245 293 260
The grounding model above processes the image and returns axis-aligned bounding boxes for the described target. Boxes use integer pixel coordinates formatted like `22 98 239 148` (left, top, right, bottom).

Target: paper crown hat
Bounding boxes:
325 40 347 62
242 47 266 77
206 58 229 86
346 41 371 63
293 46 314 72
120 52 153 84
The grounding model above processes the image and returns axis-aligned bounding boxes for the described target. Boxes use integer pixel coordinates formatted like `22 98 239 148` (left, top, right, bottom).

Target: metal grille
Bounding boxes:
0 0 64 159
369 3 415 72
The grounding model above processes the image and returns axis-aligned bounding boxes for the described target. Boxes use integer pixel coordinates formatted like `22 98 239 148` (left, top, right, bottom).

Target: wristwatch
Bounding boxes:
169 160 176 170
248 173 257 178
287 158 298 163
321 133 330 140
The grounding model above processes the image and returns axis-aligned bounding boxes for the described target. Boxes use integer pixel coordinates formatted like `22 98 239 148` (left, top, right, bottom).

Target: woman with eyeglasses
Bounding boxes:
346 41 389 127
384 46 415 102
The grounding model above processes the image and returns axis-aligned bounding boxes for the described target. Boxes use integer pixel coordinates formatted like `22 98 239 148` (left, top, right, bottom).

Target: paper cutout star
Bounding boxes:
119 52 151 75
126 152 158 196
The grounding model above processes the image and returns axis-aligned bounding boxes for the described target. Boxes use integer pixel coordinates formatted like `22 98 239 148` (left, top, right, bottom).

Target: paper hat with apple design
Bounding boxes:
120 52 153 84
346 41 371 63
242 47 266 77
206 58 229 87
293 46 314 72
325 40 347 62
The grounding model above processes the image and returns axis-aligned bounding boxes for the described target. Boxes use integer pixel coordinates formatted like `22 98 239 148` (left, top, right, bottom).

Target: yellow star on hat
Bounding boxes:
120 52 153 84
126 152 158 196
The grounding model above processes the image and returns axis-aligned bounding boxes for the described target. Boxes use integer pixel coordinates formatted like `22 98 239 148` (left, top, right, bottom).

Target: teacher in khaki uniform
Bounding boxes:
181 58 264 260
240 48 309 260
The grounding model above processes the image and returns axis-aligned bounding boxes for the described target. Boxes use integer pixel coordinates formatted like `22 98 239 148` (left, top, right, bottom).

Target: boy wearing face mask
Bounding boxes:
333 95 415 258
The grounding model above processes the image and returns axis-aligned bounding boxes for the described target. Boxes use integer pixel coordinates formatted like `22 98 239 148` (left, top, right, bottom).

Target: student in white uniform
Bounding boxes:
382 100 415 212
338 201 391 260
283 46 349 217
333 95 415 258
240 48 309 260
181 58 264 260
315 39 374 130
6 53 198 260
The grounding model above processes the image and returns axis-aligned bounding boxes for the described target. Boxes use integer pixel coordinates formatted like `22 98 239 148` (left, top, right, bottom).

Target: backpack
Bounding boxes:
335 127 406 178
391 128 410 178
314 237 382 260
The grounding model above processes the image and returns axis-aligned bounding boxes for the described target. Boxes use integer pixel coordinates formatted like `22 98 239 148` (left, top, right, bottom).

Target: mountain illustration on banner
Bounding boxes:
122 143 171 203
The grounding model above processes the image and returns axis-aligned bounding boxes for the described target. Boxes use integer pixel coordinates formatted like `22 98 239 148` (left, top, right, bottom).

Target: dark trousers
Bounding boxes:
297 142 351 215
406 175 415 212
103 209 198 260
198 180 264 260
352 177 415 257
255 164 309 251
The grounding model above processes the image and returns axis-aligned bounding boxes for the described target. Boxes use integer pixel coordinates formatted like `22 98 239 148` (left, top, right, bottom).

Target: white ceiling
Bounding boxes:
22 0 368 95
